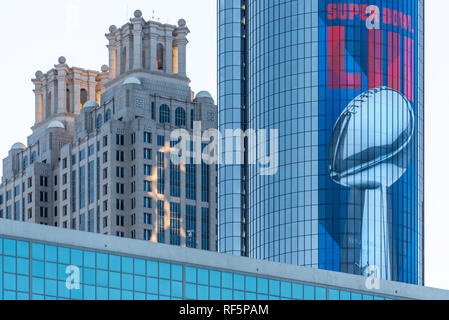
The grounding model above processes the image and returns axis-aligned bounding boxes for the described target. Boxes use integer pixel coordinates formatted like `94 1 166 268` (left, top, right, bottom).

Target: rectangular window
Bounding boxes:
71 170 77 212
14 201 20 220
116 151 124 162
131 166 136 177
170 163 181 197
144 181 151 192
157 152 165 195
63 158 68 169
144 213 152 225
144 165 152 176
79 166 85 210
103 136 108 147
157 200 165 243
80 213 85 231
14 185 20 197
130 133 136 145
88 209 94 233
116 183 124 194
202 207 209 250
186 158 196 200
39 207 48 218
201 145 210 202
170 203 181 246
39 176 48 187
131 198 136 209
144 197 152 209
144 132 152 144
116 167 125 178
79 150 86 161
144 149 152 160
129 214 136 226
157 135 165 147
116 134 124 146
88 145 95 157
88 161 94 204
97 158 101 200
186 205 197 248
131 149 136 161
116 199 124 211
116 215 124 227
144 229 152 241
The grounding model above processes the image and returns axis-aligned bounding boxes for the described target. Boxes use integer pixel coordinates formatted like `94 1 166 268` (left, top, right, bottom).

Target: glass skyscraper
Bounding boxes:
218 0 424 285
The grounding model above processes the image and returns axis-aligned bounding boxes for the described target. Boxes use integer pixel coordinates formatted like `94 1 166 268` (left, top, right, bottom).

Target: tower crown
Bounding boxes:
31 57 108 128
105 10 190 81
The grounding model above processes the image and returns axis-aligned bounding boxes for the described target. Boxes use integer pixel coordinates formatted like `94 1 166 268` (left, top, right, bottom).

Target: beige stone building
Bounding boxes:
0 10 218 251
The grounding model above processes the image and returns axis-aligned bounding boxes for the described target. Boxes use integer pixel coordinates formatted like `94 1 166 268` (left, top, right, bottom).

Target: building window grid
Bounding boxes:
0 236 391 300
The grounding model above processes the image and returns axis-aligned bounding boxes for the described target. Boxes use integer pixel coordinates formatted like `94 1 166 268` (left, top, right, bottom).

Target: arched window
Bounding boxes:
66 89 70 113
31 151 37 164
80 89 88 110
96 114 103 129
46 92 52 119
159 104 170 124
105 109 112 122
157 44 164 70
175 107 186 127
23 156 29 171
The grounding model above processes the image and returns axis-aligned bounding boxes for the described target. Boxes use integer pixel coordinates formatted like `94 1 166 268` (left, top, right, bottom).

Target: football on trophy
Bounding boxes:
329 86 415 189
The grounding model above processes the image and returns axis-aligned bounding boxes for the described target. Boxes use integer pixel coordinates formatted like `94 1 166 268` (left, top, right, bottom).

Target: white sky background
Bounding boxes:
0 0 448 290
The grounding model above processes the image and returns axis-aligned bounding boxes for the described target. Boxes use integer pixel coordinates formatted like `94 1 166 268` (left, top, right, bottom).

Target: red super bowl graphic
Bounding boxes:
326 2 415 102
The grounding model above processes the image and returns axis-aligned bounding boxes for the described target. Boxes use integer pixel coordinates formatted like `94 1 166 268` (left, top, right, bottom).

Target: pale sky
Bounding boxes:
0 0 447 290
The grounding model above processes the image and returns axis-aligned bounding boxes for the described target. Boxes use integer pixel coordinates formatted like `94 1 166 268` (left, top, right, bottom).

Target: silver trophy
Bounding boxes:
329 87 415 280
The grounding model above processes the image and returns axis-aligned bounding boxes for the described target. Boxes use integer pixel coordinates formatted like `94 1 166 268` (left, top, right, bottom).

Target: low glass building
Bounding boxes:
0 219 446 300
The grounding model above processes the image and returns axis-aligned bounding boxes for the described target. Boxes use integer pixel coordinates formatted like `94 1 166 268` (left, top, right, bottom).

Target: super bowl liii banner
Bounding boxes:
318 1 419 284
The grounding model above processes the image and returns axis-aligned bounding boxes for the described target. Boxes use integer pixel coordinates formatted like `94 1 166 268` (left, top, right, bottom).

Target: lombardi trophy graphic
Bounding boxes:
329 87 415 280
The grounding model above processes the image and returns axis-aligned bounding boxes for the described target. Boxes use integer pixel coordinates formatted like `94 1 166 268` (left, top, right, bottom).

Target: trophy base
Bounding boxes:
340 187 393 281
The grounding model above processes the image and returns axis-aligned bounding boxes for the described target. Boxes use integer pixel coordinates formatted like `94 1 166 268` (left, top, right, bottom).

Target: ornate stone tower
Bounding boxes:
105 10 190 81
31 57 109 138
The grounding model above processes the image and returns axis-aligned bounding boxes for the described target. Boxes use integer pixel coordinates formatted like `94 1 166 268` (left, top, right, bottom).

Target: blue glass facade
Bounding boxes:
0 228 403 300
218 0 424 285
218 0 248 256
2 219 445 301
